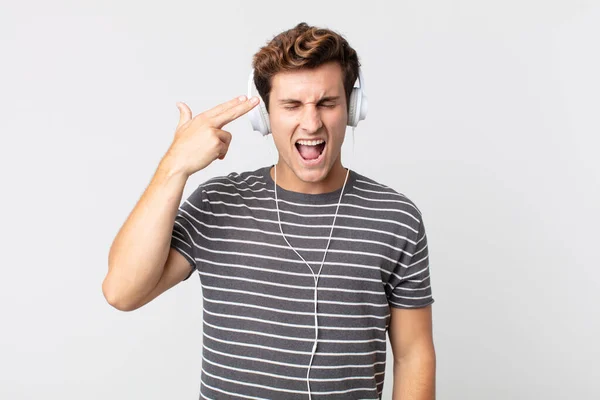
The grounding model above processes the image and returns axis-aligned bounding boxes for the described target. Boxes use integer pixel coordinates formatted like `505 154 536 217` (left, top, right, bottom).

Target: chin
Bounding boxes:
292 164 331 182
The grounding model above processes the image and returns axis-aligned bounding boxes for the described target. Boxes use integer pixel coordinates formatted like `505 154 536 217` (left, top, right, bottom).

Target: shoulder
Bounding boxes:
351 170 422 216
197 166 269 192
185 166 271 208
349 170 425 236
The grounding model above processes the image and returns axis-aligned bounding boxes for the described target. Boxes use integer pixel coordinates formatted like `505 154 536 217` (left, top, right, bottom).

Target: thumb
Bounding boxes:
176 102 192 129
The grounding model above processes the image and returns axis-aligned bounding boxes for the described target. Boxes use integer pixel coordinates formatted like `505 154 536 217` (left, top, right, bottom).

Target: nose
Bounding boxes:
299 105 323 133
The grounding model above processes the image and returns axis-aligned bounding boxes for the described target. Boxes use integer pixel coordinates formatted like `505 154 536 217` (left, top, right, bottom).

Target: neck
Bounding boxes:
270 160 348 194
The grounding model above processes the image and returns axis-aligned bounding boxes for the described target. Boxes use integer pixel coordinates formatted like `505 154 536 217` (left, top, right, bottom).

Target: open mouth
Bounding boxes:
295 139 326 162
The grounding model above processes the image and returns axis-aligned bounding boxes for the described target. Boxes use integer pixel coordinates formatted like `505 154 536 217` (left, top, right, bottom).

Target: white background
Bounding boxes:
1 0 598 399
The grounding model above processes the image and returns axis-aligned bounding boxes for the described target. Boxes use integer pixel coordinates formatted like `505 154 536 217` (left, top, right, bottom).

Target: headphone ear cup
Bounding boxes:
248 106 263 135
258 100 271 135
347 87 360 127
248 98 270 136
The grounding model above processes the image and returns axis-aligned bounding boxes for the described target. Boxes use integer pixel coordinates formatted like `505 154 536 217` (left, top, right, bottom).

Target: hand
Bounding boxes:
164 95 260 177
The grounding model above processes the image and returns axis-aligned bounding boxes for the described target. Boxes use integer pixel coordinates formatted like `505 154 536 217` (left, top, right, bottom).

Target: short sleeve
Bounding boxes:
387 214 434 309
170 185 209 281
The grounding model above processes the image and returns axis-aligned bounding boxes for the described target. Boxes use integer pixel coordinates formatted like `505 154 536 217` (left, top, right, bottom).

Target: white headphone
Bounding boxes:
247 67 368 135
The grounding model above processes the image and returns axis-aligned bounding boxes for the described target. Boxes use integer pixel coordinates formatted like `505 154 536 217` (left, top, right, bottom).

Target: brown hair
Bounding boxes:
252 22 360 113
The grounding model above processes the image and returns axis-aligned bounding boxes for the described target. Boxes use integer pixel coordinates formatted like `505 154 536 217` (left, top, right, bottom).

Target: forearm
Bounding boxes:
392 347 436 400
103 155 188 309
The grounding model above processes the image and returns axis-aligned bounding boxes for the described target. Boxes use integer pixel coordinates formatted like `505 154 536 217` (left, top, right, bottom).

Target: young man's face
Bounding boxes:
268 61 348 192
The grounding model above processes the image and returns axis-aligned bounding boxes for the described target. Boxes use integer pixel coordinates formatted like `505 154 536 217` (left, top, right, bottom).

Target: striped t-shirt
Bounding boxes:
170 164 434 400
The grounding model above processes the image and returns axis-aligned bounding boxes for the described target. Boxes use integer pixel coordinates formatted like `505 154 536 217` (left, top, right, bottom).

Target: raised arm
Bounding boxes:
102 95 259 311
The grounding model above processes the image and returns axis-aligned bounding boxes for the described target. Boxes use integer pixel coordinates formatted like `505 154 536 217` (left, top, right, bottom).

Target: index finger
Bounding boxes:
200 95 248 120
212 97 260 129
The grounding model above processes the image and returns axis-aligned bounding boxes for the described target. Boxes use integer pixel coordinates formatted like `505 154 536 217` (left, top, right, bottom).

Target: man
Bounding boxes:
104 22 435 400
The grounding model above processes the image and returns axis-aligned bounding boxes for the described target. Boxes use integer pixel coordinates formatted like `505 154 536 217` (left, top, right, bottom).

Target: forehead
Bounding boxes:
270 62 345 99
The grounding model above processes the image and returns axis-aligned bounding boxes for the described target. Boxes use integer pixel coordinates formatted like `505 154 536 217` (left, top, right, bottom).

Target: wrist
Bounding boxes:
158 153 190 181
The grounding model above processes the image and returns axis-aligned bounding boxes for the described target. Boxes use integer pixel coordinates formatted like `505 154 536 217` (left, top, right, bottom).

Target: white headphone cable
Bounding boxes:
272 161 349 400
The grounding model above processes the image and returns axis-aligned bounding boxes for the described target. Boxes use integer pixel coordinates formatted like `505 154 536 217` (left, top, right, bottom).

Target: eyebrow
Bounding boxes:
277 96 341 104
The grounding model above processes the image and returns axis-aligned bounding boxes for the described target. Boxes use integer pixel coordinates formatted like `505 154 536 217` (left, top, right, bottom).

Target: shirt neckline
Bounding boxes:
259 164 357 204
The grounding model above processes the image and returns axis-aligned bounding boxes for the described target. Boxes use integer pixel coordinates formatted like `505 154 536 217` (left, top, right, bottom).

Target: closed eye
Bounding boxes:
283 103 336 111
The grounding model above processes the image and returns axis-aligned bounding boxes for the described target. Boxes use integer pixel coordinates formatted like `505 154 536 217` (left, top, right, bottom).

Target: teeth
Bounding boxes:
296 139 325 146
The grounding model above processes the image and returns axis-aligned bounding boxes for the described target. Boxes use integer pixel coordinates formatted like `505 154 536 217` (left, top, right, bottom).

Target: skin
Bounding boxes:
389 305 436 399
103 95 260 311
267 61 350 194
